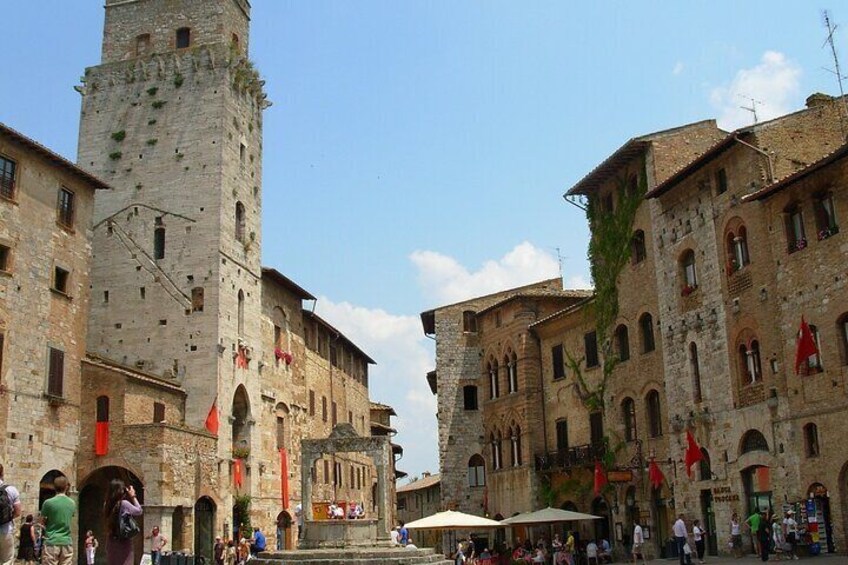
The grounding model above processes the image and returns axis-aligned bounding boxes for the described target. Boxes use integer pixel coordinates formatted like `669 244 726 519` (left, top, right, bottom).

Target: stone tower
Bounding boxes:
78 0 268 437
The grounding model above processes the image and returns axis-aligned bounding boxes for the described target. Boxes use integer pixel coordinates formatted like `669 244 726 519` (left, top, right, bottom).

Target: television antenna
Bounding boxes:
739 95 763 124
823 10 848 138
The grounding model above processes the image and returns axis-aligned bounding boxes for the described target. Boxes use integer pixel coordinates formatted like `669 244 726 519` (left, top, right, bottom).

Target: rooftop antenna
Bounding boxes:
739 95 763 124
555 247 563 279
822 10 848 138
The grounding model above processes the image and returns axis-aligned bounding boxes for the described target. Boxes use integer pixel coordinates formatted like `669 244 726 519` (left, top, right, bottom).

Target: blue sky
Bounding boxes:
0 1 842 480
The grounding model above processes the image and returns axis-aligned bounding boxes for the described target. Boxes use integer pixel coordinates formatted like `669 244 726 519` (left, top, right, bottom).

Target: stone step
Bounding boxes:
253 547 451 565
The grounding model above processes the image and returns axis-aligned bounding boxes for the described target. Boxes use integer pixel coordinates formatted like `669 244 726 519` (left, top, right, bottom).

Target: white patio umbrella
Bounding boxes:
500 507 601 525
405 510 503 530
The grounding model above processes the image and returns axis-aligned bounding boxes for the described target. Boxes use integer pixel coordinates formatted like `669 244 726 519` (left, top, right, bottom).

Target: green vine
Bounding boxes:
233 494 252 535
566 160 648 413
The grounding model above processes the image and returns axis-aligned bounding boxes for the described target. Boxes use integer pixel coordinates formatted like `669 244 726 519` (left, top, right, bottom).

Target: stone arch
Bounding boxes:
232 385 252 453
276 510 294 550
38 469 67 509
739 429 769 456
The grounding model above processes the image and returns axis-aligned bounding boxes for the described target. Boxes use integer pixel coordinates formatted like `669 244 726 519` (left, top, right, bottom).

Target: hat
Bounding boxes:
787 510 795 514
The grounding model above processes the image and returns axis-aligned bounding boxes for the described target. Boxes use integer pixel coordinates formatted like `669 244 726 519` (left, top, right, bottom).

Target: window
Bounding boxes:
584 331 599 368
690 343 702 403
715 168 728 195
739 339 763 384
681 249 697 291
53 266 69 294
813 192 839 240
740 429 769 454
804 423 820 457
639 313 655 353
467 454 486 487
646 390 662 438
191 287 204 312
0 334 4 380
784 203 806 253
176 27 191 49
47 347 64 397
463 385 478 410
838 313 848 365
309 390 315 416
490 432 503 470
506 352 518 393
510 426 522 467
615 325 630 362
699 448 712 481
331 401 337 426
807 325 823 372
57 188 75 228
726 227 750 272
0 155 16 200
323 460 329 484
153 402 166 423
235 201 246 242
462 310 477 333
552 344 565 380
135 33 151 56
631 230 647 264
237 290 245 338
96 396 109 422
276 416 285 449
555 419 569 451
154 217 165 259
321 396 327 422
622 398 637 442
590 412 604 446
0 244 10 272
348 410 353 425
488 359 499 399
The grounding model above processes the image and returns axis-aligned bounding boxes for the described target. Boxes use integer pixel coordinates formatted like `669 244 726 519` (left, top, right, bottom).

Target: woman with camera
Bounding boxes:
103 479 143 565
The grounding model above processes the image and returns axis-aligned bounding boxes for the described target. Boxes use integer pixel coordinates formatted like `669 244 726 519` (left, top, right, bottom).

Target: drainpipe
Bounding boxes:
733 136 774 184
529 328 549 456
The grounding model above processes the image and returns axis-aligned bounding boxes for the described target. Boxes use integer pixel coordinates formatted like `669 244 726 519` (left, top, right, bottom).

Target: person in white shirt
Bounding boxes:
783 510 799 560
729 513 743 558
585 540 599 565
0 464 22 565
632 521 646 564
692 520 705 564
673 515 688 565
390 527 400 546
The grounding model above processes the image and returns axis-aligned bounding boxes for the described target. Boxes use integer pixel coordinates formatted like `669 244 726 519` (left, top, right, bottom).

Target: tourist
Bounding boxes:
772 516 785 561
464 535 476 563
41 475 75 565
673 514 688 565
782 510 798 560
532 548 545 564
104 479 142 565
332 504 344 520
563 530 575 565
692 519 706 564
0 463 22 565
148 526 168 565
632 519 646 564
586 539 599 565
730 512 743 558
756 512 770 562
83 530 98 565
294 504 304 540
746 510 762 556
251 527 266 556
225 540 237 565
390 526 400 546
454 543 466 565
17 515 37 565
398 521 409 546
599 538 611 563
214 537 225 565
275 515 285 550
237 536 250 565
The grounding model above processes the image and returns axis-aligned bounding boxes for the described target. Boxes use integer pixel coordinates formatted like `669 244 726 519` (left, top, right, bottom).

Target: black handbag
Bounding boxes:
115 507 141 540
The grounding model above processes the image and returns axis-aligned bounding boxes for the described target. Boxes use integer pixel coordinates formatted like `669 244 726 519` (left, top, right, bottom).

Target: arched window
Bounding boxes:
740 429 769 454
804 423 820 458
176 27 191 49
467 454 485 487
646 390 662 438
699 448 712 481
490 432 502 470
690 343 702 403
235 201 246 243
639 313 655 353
681 249 697 292
838 313 848 365
631 230 646 264
615 324 630 362
739 339 762 384
622 397 637 442
463 385 478 411
237 290 245 338
813 191 838 239
510 426 522 467
784 202 806 253
154 216 165 260
488 359 500 400
506 351 518 393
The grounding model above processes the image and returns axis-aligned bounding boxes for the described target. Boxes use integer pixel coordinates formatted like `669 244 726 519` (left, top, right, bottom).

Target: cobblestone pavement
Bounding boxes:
631 555 845 563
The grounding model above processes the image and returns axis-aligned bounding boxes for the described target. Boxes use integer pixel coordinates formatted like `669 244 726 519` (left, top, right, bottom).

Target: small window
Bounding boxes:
631 230 646 264
690 343 702 403
237 289 245 338
53 266 70 294
47 347 64 397
681 249 697 293
699 448 712 481
715 168 728 195
506 352 518 393
154 217 165 260
0 334 5 380
463 385 478 410
331 401 337 426
136 34 152 57
640 313 655 353
191 287 204 312
0 244 10 272
551 344 565 380
622 398 637 442
584 331 599 368
96 396 110 422
154 402 166 423
276 416 286 450
309 390 315 416
646 390 662 438
176 27 191 49
807 325 824 372
589 412 604 446
838 313 848 366
615 325 630 362
555 419 569 451
57 188 75 228
321 396 327 422
804 423 820 457
739 339 763 384
467 454 486 487
235 201 246 243
348 410 353 425
0 155 17 200
462 310 477 333
726 227 750 272
813 192 839 240
784 203 807 253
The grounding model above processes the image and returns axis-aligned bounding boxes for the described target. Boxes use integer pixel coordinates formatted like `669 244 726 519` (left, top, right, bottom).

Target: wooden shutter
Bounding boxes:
48 347 64 397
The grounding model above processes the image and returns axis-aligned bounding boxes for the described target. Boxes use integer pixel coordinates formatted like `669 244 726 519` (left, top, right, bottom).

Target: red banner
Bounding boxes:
95 421 110 456
280 448 289 507
233 459 243 488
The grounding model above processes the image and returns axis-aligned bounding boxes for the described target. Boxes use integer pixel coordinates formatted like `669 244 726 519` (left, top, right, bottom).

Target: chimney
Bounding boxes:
422 471 431 478
806 93 834 108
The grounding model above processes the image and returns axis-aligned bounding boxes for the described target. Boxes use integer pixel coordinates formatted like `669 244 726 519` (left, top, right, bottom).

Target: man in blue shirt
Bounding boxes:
398 521 409 546
251 527 266 556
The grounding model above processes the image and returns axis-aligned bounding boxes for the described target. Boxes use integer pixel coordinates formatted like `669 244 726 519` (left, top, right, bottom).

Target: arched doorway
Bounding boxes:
275 510 292 550
651 485 671 558
591 497 611 545
78 466 143 565
39 470 67 509
194 497 216 563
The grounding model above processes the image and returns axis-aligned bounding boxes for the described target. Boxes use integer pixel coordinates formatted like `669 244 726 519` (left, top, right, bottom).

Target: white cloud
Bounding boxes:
410 241 562 305
565 273 592 289
710 50 802 130
673 62 684 76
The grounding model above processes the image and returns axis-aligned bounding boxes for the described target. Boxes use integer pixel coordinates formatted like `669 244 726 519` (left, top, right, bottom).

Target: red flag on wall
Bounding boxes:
794 317 818 374
233 458 243 488
593 461 608 496
648 460 665 490
205 397 219 435
684 431 704 478
95 421 110 456
280 448 289 507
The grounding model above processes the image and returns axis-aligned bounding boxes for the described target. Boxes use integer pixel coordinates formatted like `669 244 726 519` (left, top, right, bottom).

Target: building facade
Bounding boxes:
397 473 441 547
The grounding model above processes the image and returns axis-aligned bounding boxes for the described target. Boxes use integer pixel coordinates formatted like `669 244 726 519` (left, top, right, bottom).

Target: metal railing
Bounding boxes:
534 443 607 471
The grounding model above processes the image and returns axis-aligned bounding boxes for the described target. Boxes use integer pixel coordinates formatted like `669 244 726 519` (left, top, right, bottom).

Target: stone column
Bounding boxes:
375 461 388 539
301 452 316 521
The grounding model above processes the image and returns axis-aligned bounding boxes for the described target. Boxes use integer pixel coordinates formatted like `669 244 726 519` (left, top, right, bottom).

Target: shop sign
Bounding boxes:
608 470 633 482
711 485 739 503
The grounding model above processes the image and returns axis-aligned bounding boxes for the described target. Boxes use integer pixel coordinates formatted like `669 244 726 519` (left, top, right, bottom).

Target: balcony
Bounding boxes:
534 443 606 472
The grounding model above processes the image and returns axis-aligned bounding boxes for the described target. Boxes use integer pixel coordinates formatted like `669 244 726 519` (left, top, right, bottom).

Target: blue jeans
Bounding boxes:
675 536 686 565
151 550 161 565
